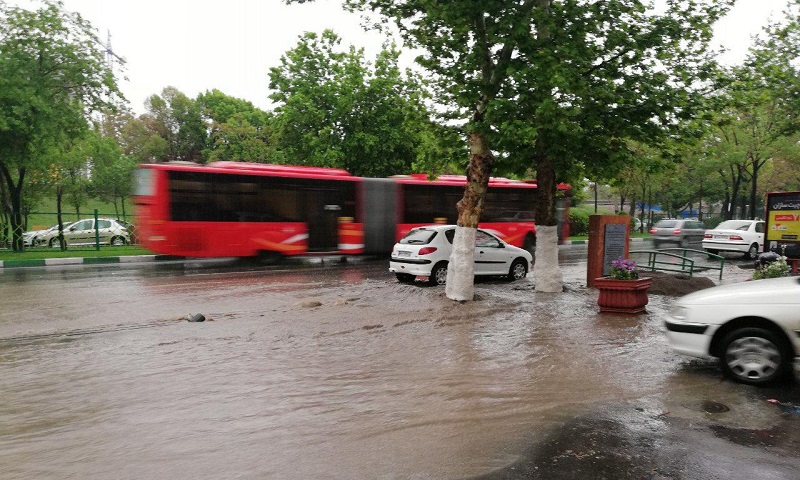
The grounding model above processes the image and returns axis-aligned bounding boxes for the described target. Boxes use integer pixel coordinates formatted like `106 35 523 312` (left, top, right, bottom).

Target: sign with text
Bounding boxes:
587 215 630 288
602 223 627 276
765 191 800 258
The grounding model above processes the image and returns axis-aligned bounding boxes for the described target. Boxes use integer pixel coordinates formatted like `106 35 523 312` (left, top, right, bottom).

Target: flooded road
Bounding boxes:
1 249 798 479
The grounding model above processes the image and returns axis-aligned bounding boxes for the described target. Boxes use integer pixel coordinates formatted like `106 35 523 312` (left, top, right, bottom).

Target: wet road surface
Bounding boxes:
1 246 798 479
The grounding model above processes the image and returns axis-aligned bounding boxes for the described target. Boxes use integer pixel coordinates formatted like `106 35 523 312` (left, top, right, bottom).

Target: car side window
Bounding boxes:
475 231 501 248
98 220 111 229
445 229 455 244
72 220 91 231
755 222 765 233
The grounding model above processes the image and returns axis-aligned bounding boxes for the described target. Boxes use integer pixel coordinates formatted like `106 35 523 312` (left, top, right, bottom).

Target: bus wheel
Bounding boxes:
523 233 536 253
429 262 448 286
257 250 283 265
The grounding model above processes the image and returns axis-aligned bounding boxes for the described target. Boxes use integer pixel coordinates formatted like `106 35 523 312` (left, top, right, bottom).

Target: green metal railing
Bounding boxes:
629 247 725 280
1 209 135 252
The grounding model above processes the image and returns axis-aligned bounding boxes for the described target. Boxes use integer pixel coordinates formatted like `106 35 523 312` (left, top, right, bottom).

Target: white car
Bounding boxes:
702 219 764 259
389 225 533 285
664 276 800 386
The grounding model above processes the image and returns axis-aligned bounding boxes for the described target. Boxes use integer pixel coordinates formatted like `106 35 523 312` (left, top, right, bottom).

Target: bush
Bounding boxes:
569 206 592 236
753 254 790 280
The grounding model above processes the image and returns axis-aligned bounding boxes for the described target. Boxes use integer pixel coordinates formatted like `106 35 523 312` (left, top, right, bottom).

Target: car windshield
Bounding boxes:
715 220 751 231
399 229 437 245
655 220 677 228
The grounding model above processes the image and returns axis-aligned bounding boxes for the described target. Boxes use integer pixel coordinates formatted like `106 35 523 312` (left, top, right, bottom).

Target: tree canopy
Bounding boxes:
0 0 120 250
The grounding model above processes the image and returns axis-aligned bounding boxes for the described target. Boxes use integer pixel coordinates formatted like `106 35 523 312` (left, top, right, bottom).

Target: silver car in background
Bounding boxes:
649 219 706 249
39 218 130 248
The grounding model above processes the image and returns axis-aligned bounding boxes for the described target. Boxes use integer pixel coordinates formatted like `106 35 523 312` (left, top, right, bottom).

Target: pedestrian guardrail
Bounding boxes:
629 248 725 280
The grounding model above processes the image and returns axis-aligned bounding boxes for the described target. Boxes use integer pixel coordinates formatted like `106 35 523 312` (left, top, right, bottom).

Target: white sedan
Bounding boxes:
664 276 800 386
389 225 533 285
702 219 764 259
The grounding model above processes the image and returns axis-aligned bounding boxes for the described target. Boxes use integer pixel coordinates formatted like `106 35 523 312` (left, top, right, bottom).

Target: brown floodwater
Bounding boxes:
0 259 779 479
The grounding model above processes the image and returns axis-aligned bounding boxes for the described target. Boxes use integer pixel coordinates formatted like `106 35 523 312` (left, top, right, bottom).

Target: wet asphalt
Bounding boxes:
0 247 800 480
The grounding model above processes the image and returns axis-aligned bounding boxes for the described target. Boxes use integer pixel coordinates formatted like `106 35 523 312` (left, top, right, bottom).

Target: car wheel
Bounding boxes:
706 249 719 255
395 273 415 283
720 327 790 386
508 259 528 281
429 262 448 286
745 243 759 260
110 236 126 246
49 237 64 249
652 240 660 249
680 238 689 248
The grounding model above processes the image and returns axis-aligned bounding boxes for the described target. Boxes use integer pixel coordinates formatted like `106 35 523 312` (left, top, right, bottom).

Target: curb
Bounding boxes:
0 255 181 269
561 238 647 245
2 241 653 269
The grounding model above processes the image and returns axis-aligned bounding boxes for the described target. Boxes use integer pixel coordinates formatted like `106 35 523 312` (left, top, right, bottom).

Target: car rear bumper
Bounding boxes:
701 240 749 253
389 260 433 277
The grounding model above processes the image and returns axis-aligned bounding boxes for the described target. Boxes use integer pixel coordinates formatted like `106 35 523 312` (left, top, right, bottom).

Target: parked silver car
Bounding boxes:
40 218 130 248
649 219 706 249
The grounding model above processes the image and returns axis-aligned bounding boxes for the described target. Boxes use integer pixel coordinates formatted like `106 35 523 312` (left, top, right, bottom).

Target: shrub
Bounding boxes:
569 207 592 236
753 255 790 280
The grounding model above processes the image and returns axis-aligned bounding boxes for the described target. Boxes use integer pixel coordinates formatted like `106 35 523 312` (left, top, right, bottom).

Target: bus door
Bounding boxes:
305 188 340 251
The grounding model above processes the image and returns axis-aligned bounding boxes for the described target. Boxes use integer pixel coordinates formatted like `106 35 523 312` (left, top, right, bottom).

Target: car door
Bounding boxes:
96 219 113 244
474 230 510 275
67 219 93 245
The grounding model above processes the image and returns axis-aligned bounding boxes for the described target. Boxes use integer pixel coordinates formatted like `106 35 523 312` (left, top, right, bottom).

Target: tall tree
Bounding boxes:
0 0 120 251
143 86 207 163
269 30 444 177
290 0 732 299
196 89 282 163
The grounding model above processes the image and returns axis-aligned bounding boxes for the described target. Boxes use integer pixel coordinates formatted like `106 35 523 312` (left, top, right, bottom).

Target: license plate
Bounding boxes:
714 235 727 239
398 251 411 257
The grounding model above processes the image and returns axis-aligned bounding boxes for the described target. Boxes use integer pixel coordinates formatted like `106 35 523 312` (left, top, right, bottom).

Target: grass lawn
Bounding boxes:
0 246 154 261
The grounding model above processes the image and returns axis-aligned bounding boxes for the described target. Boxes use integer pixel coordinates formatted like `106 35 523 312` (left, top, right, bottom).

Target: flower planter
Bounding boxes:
595 277 653 314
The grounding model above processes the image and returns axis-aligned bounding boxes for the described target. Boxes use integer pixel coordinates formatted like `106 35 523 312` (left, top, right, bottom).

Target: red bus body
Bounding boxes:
133 162 569 258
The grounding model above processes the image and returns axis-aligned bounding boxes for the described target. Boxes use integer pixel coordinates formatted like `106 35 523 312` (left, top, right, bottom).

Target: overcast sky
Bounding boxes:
13 0 793 114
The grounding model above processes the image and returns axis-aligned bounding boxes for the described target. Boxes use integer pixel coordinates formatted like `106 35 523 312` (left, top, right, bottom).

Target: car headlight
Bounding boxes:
668 304 689 321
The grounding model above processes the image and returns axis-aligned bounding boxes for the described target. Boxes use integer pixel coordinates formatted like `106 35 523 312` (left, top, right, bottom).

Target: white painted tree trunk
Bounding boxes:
445 225 476 301
533 225 563 292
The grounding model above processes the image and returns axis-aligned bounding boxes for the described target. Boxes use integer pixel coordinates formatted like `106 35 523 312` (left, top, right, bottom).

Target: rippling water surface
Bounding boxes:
0 260 758 479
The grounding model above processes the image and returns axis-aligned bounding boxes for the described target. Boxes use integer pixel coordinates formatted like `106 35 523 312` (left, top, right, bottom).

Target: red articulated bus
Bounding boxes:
132 161 570 259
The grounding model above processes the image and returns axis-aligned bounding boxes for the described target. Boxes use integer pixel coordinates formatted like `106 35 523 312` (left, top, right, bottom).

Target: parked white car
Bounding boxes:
702 219 764 259
664 276 800 386
389 225 533 285
39 218 130 248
